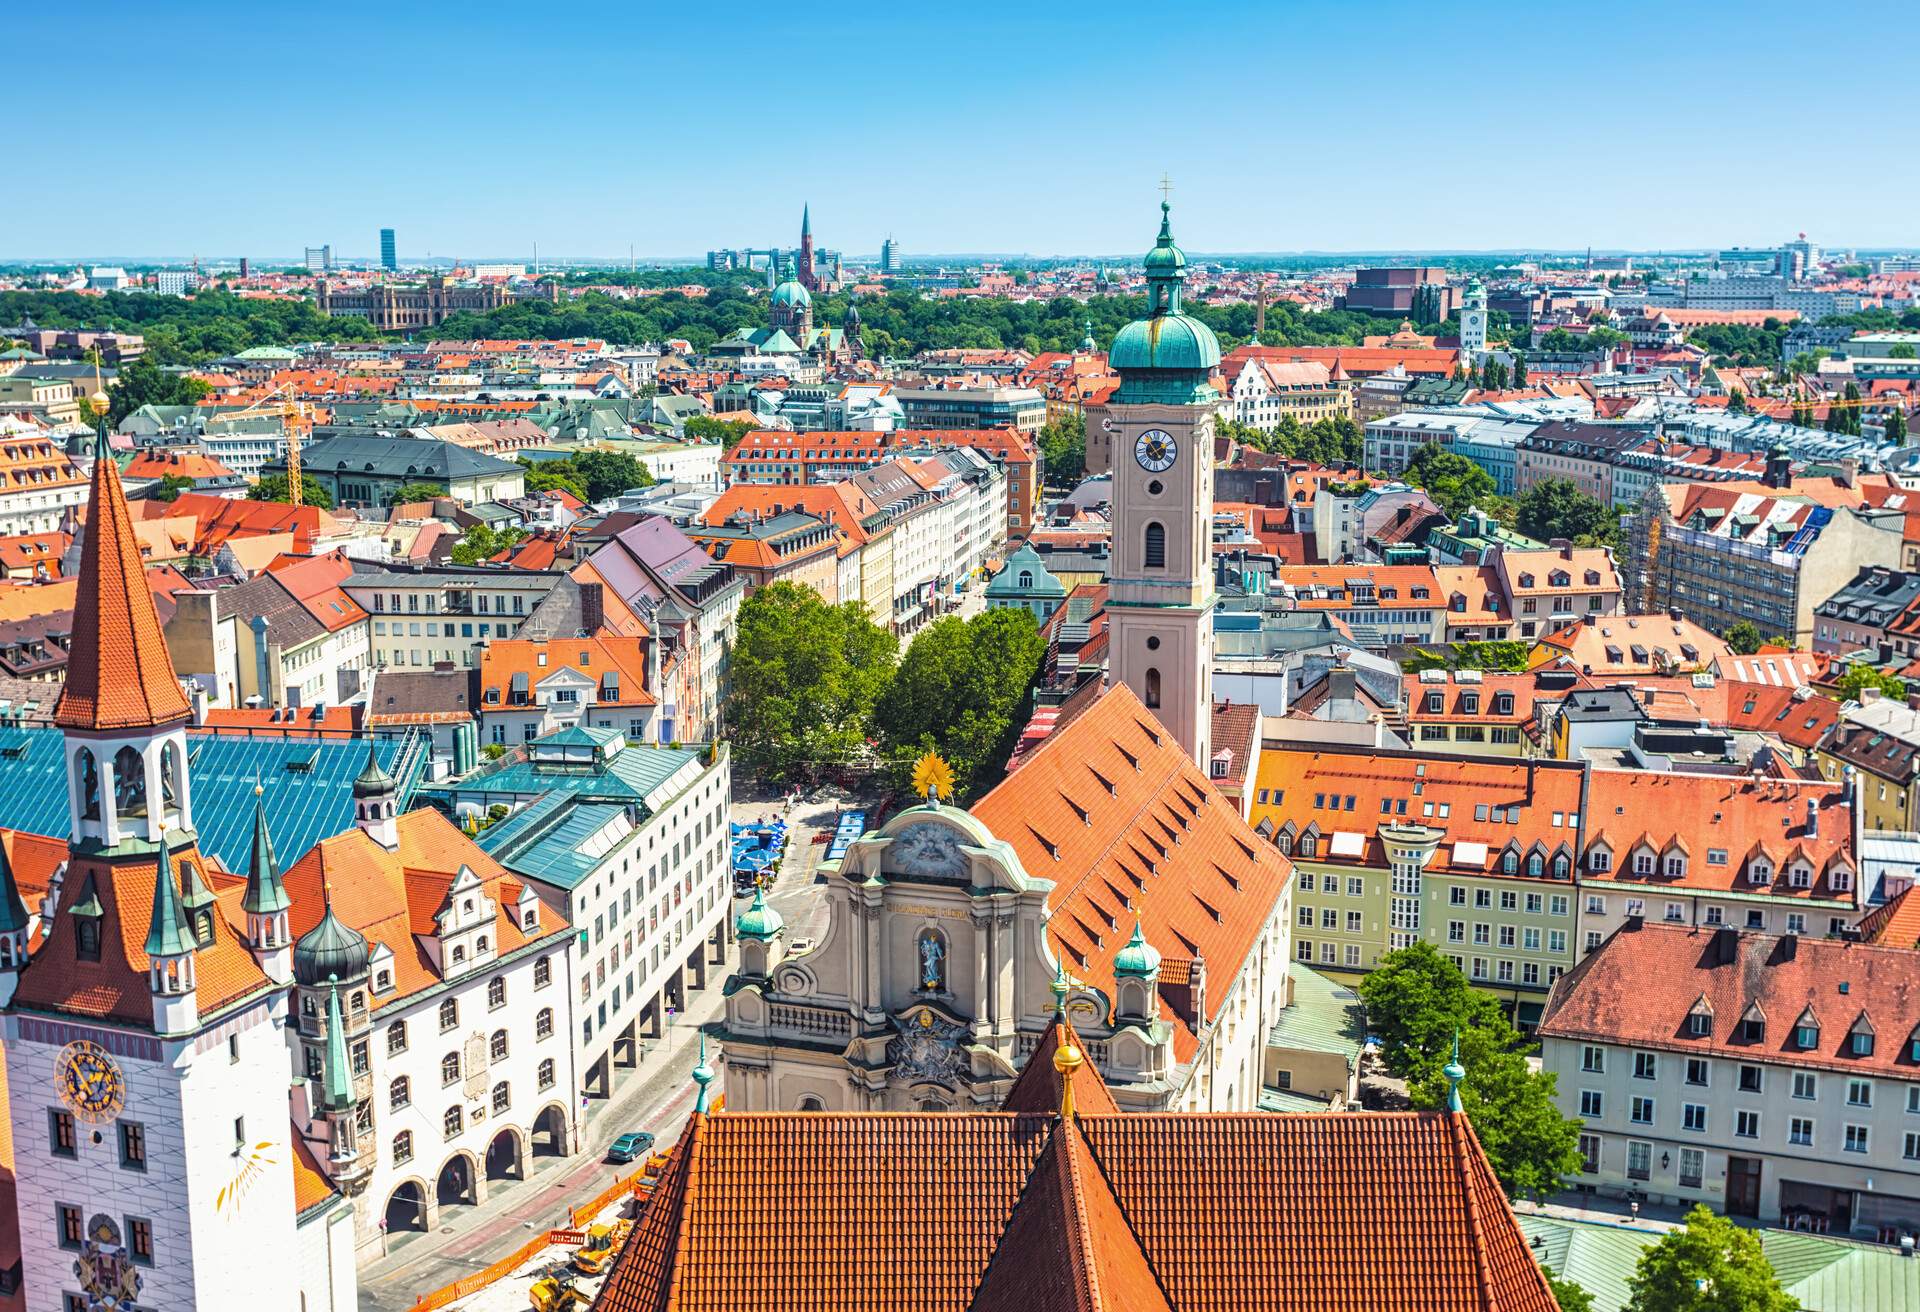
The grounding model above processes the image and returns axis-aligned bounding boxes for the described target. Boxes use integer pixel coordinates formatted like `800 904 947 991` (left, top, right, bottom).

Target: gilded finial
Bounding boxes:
1052 1019 1084 1122
1444 1030 1466 1114
911 752 954 808
1049 957 1069 1017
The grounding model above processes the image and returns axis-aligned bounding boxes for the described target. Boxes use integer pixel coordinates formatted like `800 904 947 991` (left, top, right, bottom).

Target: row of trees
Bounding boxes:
726 584 1045 802
3 283 1461 366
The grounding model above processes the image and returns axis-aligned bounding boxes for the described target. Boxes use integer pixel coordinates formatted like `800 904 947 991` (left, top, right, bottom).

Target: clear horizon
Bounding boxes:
12 0 1918 262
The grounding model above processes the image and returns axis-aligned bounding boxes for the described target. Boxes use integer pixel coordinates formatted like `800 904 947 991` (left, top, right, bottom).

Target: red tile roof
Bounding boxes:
54 448 193 731
970 685 1293 1062
1540 921 1920 1081
1581 769 1855 900
12 840 273 1028
595 1104 1555 1312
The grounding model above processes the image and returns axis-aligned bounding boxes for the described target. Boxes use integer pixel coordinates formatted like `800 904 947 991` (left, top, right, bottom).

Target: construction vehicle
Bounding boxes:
570 1220 633 1277
529 1272 589 1312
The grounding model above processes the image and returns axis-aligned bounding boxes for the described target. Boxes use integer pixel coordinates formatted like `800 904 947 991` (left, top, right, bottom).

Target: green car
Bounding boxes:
607 1131 655 1164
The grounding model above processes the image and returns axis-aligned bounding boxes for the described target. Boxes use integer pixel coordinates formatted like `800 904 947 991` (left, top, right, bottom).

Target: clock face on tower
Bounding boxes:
55 1040 126 1123
1135 429 1177 472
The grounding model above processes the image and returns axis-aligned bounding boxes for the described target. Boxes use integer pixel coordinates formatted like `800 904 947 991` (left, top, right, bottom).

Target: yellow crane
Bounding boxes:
228 381 309 506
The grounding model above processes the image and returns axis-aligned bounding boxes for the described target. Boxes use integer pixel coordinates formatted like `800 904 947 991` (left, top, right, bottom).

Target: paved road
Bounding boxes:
355 792 857 1310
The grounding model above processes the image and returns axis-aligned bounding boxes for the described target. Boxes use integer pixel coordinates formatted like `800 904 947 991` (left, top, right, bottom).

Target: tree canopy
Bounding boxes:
450 521 526 566
726 583 897 783
1624 1205 1800 1312
250 473 333 509
682 415 755 448
1514 478 1618 546
871 608 1046 803
387 481 450 506
1217 414 1365 466
1037 411 1086 486
1404 444 1498 518
105 355 211 425
1358 944 1580 1199
564 449 655 502
1834 660 1907 703
0 289 377 367
518 459 589 503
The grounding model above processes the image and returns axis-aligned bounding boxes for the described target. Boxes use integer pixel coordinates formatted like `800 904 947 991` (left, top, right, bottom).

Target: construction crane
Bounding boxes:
228 381 310 506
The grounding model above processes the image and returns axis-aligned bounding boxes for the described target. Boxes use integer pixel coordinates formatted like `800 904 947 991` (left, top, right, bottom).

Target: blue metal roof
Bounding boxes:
0 727 426 874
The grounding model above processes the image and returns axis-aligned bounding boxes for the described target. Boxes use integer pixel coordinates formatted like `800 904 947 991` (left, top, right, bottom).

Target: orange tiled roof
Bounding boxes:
12 840 273 1028
290 1131 337 1213
54 448 193 731
123 450 238 481
1854 885 1920 949
1541 921 1920 1082
478 637 656 710
1581 769 1855 900
970 685 1293 1062
595 1105 1555 1312
1253 747 1586 875
275 810 569 1009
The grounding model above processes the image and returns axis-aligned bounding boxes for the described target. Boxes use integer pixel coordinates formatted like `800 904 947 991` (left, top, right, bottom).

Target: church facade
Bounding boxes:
722 206 1295 1115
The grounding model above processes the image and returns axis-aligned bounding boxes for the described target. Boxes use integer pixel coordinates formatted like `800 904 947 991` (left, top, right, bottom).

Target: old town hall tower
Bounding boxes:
1102 202 1220 768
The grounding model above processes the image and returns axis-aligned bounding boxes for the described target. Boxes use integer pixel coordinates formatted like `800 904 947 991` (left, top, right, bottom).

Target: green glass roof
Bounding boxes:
0 728 426 872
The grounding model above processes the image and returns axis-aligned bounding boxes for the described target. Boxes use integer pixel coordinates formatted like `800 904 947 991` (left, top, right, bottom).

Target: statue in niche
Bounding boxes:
917 928 946 993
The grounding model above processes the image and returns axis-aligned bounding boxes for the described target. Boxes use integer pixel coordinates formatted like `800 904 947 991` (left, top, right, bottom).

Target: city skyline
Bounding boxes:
12 0 1918 261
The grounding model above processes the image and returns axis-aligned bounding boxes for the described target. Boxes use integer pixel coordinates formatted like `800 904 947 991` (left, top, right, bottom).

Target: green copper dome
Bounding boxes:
294 895 370 987
735 885 784 941
1109 201 1220 402
771 279 811 309
1109 315 1221 373
1113 921 1161 978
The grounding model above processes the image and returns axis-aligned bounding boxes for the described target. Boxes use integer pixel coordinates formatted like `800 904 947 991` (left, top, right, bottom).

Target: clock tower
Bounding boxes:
1103 201 1221 769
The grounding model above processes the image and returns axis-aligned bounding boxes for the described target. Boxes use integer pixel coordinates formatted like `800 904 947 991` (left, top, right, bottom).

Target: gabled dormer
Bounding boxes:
431 865 497 981
1685 993 1715 1038
1793 1004 1820 1051
1585 839 1614 874
1738 1000 1767 1044
1660 839 1689 880
1848 1009 1876 1058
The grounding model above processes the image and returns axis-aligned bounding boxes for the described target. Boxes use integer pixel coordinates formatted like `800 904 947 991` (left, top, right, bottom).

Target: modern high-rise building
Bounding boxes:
303 244 332 273
379 228 396 271
880 236 900 273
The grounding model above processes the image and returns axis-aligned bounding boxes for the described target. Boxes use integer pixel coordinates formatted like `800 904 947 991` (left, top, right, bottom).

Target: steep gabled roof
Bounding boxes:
55 444 192 731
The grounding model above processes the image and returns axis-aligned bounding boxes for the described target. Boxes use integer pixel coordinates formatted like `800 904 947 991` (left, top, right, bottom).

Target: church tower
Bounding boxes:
1103 202 1220 768
798 203 816 291
2 426 304 1312
1461 279 1489 366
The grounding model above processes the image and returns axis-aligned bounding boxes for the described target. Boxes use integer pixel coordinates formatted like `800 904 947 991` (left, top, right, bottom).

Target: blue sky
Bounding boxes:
11 0 1916 262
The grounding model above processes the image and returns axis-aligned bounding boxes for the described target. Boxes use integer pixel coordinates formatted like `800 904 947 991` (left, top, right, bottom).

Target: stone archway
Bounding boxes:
532 1103 570 1159
385 1179 430 1234
436 1152 477 1207
486 1127 524 1182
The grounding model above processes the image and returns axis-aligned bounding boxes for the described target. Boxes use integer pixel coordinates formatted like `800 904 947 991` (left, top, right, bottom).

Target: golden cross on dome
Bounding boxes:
1158 174 1173 204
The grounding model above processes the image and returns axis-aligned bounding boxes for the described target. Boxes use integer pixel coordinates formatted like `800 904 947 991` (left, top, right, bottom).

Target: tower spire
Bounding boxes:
56 412 192 733
144 837 193 961
322 975 353 1111
692 1032 715 1114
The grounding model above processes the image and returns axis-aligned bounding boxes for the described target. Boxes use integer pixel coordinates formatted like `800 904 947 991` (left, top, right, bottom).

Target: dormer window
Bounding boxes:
1788 864 1812 889
1832 867 1854 893
1748 861 1772 886
1665 854 1687 878
1797 1024 1819 1050
75 918 101 961
1688 1012 1712 1037
1853 1031 1875 1057
1589 848 1612 873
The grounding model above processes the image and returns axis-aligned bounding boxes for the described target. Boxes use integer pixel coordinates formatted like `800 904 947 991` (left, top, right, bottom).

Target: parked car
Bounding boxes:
607 1131 656 1164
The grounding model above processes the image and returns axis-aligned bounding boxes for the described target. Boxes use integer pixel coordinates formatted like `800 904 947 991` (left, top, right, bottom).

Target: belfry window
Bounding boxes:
1144 522 1166 569
1145 667 1162 709
76 749 101 821
113 746 147 820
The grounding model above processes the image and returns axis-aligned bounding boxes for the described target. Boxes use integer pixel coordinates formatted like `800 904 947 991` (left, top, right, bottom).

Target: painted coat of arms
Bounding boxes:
74 1215 141 1311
